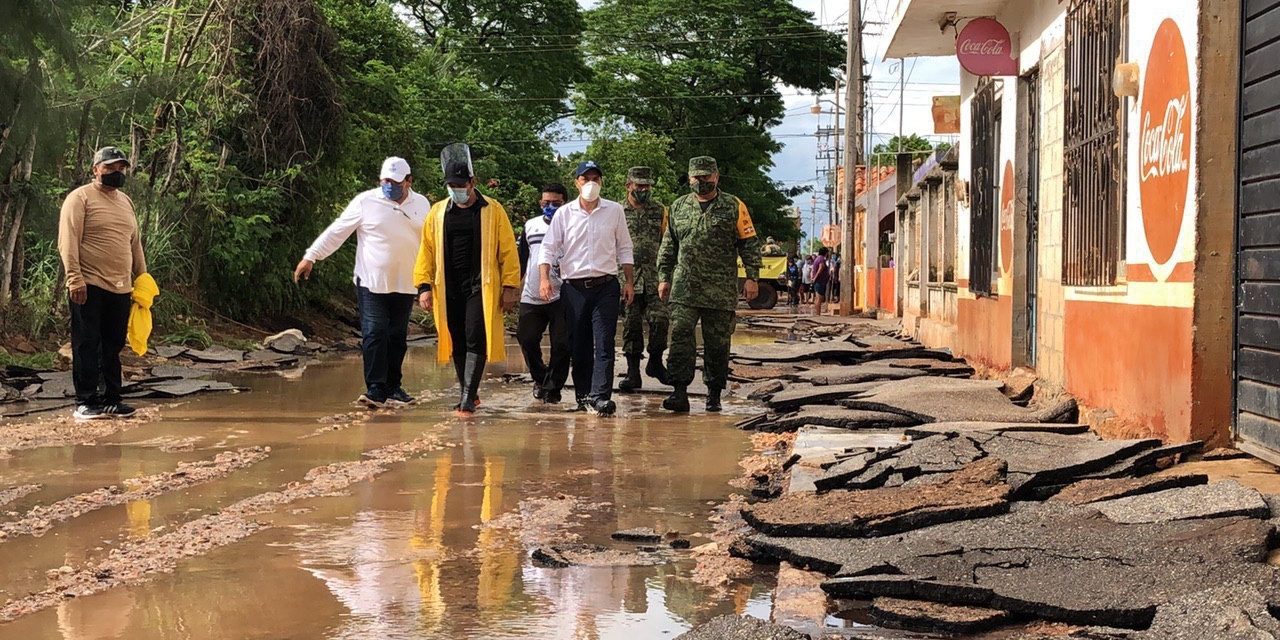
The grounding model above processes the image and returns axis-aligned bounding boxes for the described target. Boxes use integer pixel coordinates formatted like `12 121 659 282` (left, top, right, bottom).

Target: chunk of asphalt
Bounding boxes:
837 377 1074 423
869 597 1011 635
673 614 810 640
1093 480 1270 524
892 434 986 475
976 432 1162 495
871 358 976 376
731 340 868 364
905 422 1091 438
743 458 1010 538
766 382 886 412
146 380 238 398
786 364 927 386
611 527 662 543
1078 441 1207 480
530 544 666 568
1133 585 1280 639
181 347 245 363
151 345 188 359
1201 447 1251 461
753 407 919 433
1050 475 1210 506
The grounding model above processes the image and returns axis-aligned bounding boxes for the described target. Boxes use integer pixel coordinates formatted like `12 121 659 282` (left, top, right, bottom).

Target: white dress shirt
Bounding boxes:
303 188 429 295
538 197 634 280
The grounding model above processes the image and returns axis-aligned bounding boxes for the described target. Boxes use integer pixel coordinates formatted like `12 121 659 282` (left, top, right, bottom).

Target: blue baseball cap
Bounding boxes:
575 161 603 178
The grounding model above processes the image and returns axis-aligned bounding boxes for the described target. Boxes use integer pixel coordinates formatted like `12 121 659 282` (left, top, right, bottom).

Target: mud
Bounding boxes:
0 407 160 453
0 447 269 540
0 485 38 509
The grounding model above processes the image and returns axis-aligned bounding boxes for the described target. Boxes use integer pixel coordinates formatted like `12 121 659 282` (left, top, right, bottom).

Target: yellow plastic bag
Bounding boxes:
127 273 159 356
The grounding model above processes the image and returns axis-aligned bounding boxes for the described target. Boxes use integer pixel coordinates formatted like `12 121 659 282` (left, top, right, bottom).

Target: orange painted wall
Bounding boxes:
1064 300 1194 441
879 268 896 315
956 295 1013 369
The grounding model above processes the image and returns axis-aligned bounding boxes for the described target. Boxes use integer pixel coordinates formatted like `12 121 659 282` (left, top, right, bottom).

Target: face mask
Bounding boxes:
692 179 716 196
633 189 651 203
579 181 601 202
101 171 126 188
381 182 405 201
449 187 470 205
542 204 559 220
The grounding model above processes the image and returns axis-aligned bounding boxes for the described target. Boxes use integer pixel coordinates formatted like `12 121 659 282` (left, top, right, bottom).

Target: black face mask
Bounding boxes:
100 171 126 188
692 179 716 196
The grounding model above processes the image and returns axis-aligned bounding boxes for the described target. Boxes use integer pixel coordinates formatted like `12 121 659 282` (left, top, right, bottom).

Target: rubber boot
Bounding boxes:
662 386 690 413
457 352 485 415
705 387 723 413
618 355 643 392
645 350 668 385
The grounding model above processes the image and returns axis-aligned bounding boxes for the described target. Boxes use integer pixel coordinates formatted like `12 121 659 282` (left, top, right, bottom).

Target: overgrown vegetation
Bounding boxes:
0 0 842 345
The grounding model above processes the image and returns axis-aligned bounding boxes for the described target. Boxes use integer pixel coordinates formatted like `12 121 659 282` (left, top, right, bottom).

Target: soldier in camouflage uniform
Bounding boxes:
658 156 762 412
618 166 670 391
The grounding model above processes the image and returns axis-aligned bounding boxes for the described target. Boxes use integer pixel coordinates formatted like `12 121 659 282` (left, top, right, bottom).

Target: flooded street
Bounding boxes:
0 345 777 639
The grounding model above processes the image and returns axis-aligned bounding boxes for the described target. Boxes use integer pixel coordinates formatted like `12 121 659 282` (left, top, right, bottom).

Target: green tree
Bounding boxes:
871 134 935 167
574 0 844 243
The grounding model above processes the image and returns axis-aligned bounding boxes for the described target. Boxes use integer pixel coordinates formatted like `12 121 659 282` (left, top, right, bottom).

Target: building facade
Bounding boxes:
878 0 1259 450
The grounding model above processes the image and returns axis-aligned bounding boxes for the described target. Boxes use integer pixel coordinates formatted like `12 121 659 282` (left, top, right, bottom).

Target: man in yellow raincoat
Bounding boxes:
414 144 520 415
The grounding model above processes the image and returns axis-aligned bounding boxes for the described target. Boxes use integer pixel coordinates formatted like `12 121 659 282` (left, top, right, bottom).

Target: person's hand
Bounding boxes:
743 279 759 301
69 285 88 305
501 286 518 312
418 291 433 312
539 276 553 301
622 282 635 307
658 282 671 302
293 259 314 283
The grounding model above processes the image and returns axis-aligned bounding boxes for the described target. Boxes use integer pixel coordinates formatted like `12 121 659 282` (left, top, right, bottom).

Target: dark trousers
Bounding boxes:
562 276 621 402
445 289 487 385
356 285 415 395
516 300 570 392
70 285 132 405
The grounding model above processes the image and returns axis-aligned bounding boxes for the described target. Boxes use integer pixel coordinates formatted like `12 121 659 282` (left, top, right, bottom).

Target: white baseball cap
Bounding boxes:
380 156 411 182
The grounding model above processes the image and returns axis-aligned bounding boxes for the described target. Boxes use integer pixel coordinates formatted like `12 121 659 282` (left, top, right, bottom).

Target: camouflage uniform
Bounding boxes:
658 157 762 391
621 167 669 360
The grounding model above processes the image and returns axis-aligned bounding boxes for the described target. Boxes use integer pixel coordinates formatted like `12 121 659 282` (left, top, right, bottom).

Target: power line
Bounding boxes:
451 31 841 55
417 22 850 41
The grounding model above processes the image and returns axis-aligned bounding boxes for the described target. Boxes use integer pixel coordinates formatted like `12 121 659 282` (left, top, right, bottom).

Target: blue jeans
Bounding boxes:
356 284 416 395
562 276 621 402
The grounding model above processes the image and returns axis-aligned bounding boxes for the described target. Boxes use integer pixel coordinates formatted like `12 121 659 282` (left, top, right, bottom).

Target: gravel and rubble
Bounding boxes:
0 484 39 509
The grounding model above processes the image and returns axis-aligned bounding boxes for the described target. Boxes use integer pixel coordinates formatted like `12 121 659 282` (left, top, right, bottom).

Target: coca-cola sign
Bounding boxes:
1138 18 1192 268
956 18 1018 76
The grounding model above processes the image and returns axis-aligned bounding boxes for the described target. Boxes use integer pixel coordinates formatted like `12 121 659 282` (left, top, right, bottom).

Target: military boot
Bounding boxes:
645 351 668 385
662 386 690 413
618 355 643 392
705 387 723 413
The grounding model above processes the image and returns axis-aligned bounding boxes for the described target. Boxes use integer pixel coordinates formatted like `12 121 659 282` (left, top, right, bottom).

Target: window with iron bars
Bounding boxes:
1063 0 1127 286
969 78 1002 296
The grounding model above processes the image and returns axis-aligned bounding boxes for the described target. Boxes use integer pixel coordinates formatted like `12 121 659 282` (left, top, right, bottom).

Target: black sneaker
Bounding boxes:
586 399 617 417
533 384 546 401
100 402 138 418
73 404 108 421
572 397 589 412
358 391 388 408
544 388 562 404
386 388 415 406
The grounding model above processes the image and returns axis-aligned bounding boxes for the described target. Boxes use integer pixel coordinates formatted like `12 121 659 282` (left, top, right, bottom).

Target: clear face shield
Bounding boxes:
440 143 475 185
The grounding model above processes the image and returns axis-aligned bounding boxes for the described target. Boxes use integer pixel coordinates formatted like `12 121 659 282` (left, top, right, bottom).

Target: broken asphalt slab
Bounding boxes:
765 382 887 412
838 376 1078 423
743 458 1010 538
869 597 1011 635
904 422 1090 438
1091 480 1270 524
784 364 927 386
750 407 920 433
530 543 667 568
731 340 868 364
1049 474 1209 506
674 615 810 640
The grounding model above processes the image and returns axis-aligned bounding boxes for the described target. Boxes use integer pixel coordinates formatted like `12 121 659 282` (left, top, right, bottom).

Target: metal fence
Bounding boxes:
969 79 1000 295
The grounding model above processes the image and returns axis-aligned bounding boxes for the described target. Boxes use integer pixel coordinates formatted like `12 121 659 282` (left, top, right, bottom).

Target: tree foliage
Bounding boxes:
871 134 937 167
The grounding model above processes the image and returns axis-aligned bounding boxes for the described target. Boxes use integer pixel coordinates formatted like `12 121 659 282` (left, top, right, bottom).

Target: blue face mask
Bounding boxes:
381 181 405 201
449 187 470 205
542 204 559 220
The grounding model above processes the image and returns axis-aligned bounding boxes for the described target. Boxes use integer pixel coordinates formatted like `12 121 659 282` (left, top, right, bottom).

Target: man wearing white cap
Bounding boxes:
295 156 429 407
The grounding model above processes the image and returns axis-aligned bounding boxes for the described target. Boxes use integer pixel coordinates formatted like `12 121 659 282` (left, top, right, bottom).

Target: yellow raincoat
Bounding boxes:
413 194 520 364
127 273 159 356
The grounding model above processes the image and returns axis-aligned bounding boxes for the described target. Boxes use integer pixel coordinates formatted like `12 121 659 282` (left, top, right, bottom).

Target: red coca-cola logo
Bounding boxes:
1138 19 1192 268
956 18 1018 77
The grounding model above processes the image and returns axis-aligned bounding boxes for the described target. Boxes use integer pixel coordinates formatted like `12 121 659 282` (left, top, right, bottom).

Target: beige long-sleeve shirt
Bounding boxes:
58 183 147 294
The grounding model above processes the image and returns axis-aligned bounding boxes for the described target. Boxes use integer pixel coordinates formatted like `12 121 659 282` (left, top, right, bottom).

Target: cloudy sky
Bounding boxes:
565 0 959 238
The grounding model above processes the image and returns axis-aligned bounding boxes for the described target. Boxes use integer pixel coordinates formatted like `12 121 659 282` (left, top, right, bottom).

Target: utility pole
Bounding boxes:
838 0 862 316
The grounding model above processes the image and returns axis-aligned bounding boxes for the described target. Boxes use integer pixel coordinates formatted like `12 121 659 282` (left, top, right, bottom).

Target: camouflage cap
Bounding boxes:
92 146 130 167
626 166 655 185
688 156 718 177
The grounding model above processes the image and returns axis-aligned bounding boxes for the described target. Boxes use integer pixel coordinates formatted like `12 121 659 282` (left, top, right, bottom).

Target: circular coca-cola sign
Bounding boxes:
1138 18 1192 268
956 18 1018 77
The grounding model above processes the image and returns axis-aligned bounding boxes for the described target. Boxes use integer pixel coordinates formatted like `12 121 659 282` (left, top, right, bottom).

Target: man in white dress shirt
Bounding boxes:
294 156 429 407
538 161 635 416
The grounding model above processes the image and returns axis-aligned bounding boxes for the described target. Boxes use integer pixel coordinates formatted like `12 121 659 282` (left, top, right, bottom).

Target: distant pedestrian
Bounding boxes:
786 257 801 307
516 183 571 404
539 161 635 416
296 156 428 408
414 143 520 415
618 166 670 392
801 255 814 304
59 146 149 420
829 253 842 304
658 156 762 413
811 247 831 315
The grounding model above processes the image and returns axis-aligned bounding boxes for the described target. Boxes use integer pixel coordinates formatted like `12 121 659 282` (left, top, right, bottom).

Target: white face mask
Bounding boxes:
579 181 601 202
448 187 470 205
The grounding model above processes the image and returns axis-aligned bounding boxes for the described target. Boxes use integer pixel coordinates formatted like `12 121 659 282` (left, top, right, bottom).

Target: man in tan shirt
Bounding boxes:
58 146 148 420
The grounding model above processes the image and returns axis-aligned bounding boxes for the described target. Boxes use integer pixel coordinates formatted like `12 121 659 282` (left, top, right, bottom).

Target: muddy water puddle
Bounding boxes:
0 344 813 639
